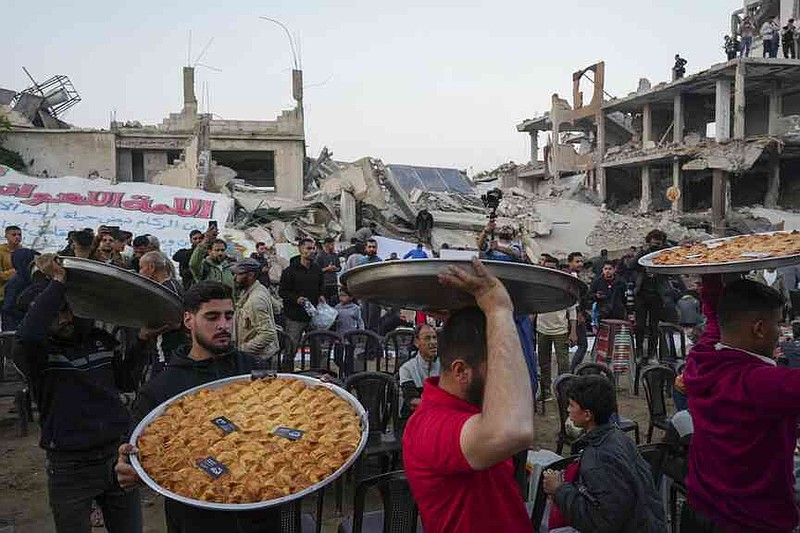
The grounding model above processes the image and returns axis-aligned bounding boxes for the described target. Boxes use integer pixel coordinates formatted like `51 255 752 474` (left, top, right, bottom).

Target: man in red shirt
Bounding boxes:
402 258 535 533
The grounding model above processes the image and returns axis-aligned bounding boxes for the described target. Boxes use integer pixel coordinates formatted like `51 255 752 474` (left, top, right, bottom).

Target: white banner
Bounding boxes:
0 164 234 260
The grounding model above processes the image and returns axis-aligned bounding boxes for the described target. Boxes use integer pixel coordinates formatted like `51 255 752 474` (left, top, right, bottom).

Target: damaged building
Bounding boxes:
1 66 306 199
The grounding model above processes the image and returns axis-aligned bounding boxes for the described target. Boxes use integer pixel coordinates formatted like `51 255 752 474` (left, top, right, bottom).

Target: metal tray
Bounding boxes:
638 231 800 274
61 257 183 328
340 259 585 313
129 373 369 511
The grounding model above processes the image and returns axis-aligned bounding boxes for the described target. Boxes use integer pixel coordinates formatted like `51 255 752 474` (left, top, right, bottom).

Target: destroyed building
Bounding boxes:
1 67 306 199
516 0 800 237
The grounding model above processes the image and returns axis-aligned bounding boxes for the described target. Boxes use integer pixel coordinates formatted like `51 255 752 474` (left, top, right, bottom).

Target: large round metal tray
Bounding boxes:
61 257 183 328
129 373 369 511
638 231 800 274
340 259 585 313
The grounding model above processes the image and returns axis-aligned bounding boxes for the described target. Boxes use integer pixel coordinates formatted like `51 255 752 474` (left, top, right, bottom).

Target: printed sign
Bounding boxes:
197 456 229 479
273 427 304 441
0 165 233 261
211 416 238 434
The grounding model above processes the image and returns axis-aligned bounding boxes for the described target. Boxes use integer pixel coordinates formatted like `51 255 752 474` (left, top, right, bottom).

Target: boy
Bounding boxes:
543 375 666 532
334 288 363 333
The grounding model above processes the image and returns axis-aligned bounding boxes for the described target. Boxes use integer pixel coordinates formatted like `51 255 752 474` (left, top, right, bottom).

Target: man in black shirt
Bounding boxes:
116 282 278 532
590 260 626 321
635 230 669 361
279 238 324 346
172 230 203 290
315 237 341 304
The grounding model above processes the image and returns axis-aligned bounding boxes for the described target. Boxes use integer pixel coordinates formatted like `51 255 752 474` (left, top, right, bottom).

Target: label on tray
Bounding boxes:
211 416 238 434
197 456 228 479
273 426 304 441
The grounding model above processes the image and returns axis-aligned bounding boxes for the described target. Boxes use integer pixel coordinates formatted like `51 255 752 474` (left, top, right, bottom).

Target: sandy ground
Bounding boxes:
0 376 658 533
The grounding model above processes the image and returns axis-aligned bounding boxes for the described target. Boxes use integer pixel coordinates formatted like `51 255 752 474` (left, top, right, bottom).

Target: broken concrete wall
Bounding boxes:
151 136 198 188
4 129 116 179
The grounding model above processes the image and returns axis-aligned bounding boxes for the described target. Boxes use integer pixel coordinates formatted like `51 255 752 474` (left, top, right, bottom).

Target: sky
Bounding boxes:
2 0 743 173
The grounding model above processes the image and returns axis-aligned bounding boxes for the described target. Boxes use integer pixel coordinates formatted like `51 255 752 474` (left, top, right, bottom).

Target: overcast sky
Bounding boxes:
2 0 742 173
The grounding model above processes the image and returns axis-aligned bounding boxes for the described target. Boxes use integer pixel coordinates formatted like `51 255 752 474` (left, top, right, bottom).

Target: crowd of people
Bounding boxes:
7 214 800 532
723 15 798 60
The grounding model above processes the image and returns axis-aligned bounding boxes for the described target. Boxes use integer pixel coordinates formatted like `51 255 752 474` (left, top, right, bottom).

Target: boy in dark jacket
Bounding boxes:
116 281 279 533
12 254 142 533
543 375 666 532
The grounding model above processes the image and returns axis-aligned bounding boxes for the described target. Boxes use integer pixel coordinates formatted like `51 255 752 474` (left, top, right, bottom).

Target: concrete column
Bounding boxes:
596 111 607 203
734 62 746 139
671 159 683 213
643 103 653 145
769 81 783 135
715 79 732 141
529 130 539 163
640 165 652 213
340 190 357 239
182 66 197 115
712 170 728 236
766 149 781 208
673 93 684 144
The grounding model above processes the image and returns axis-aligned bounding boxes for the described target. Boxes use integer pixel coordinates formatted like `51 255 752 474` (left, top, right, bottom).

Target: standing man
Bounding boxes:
130 235 157 272
138 251 186 376
740 15 756 57
762 19 776 57
403 243 429 259
190 230 234 290
13 255 142 532
724 35 738 60
403 259 535 533
233 258 278 360
783 19 797 58
249 241 272 287
635 230 669 363
566 252 589 370
398 323 440 419
682 277 800 532
279 238 324 346
0 225 22 311
116 282 279 532
172 230 203 290
316 237 341 304
673 54 687 80
591 260 627 321
91 230 126 267
357 239 383 333
477 223 522 262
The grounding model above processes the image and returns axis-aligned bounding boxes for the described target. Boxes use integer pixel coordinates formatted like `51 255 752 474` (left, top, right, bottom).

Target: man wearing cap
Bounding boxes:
233 258 278 359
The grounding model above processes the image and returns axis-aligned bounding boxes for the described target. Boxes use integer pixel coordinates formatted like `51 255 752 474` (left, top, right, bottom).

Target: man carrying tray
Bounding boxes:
116 281 280 532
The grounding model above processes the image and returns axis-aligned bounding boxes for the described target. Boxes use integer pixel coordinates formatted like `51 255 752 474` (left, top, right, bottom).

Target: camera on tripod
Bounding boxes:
481 188 503 221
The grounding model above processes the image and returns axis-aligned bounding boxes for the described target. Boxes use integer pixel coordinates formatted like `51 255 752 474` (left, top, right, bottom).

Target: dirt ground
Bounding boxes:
0 379 659 533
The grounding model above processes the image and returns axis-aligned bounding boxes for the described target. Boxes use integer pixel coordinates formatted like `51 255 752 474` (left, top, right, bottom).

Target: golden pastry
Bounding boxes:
136 377 362 504
651 231 800 266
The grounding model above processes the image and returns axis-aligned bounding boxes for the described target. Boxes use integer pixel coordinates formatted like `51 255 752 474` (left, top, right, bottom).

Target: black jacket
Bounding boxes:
278 258 324 322
13 281 132 452
132 347 280 532
590 276 626 320
554 424 667 533
172 247 196 289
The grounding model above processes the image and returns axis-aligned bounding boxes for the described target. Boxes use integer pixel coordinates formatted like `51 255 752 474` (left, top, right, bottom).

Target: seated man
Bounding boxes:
683 277 800 532
398 323 440 419
403 259 534 533
543 375 666 532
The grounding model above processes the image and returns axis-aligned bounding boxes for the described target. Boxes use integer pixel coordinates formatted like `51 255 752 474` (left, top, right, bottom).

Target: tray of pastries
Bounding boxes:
638 231 800 274
129 373 368 510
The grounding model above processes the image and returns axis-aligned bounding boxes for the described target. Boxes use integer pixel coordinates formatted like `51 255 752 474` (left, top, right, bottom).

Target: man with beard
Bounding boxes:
399 323 440 419
190 230 234 290
279 238 324 346
172 230 203 290
116 281 280 532
91 229 126 267
357 238 382 332
232 258 278 360
403 259 535 533
13 254 142 532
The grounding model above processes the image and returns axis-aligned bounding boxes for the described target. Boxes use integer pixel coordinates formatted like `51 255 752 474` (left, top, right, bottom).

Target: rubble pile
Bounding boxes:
587 210 712 251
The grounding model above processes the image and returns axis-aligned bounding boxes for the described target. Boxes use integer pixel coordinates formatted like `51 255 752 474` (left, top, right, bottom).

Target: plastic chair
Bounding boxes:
575 362 640 444
637 442 670 487
297 330 344 375
277 491 323 533
641 364 677 443
657 322 687 368
529 455 579 531
338 471 421 533
383 328 416 374
277 329 298 372
343 330 386 376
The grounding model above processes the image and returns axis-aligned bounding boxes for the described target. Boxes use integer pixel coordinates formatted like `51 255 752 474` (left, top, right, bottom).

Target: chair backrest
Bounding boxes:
641 364 676 421
574 362 615 385
384 328 416 373
530 455 579 531
276 329 298 372
343 329 386 375
352 470 419 533
298 330 344 374
553 373 577 438
345 371 399 434
658 322 686 367
637 442 670 486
